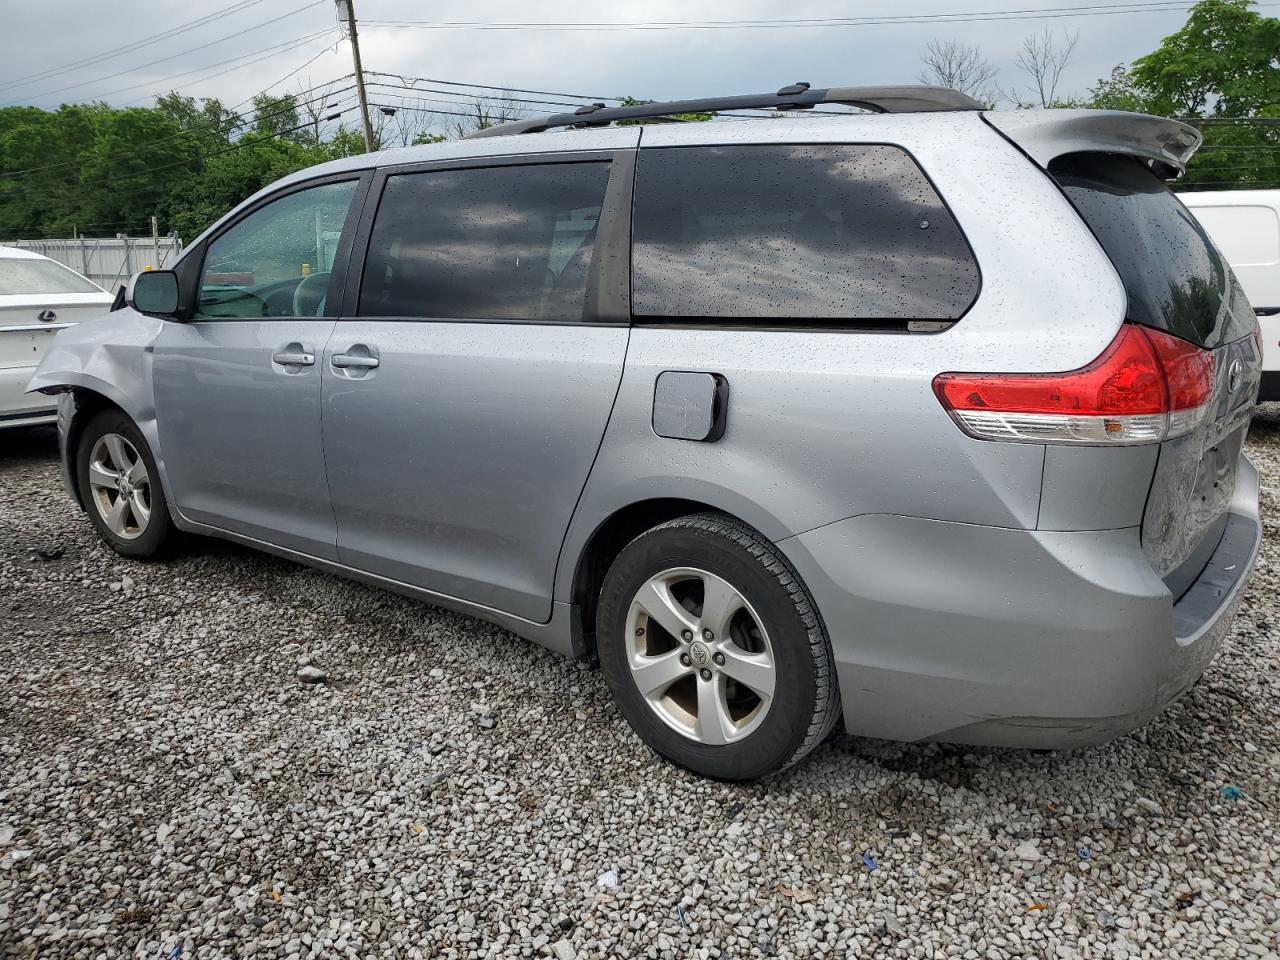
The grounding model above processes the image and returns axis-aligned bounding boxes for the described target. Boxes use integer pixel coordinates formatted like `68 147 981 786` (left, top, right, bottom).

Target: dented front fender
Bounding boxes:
27 308 175 508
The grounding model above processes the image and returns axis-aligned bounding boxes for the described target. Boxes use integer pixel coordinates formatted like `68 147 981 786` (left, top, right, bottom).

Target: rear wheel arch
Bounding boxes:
569 498 802 661
572 498 728 659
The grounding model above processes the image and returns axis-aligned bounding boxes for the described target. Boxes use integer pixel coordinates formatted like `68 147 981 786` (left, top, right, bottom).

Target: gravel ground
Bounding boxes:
1 418 1278 960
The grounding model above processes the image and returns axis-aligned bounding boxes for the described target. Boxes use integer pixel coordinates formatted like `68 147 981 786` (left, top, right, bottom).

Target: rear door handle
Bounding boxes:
331 353 380 369
272 351 315 366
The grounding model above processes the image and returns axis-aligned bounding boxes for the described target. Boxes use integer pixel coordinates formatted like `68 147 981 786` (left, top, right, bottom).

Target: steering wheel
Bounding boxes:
292 271 331 317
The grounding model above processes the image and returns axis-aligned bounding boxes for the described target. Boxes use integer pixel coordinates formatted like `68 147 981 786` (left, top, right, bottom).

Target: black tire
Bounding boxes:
596 512 841 780
76 409 176 559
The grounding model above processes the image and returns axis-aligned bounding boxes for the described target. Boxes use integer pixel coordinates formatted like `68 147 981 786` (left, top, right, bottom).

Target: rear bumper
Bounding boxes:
0 365 55 427
780 455 1261 748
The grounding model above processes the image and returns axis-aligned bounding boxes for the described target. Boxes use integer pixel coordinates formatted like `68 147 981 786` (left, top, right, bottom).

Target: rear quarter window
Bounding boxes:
630 144 979 324
1050 154 1255 348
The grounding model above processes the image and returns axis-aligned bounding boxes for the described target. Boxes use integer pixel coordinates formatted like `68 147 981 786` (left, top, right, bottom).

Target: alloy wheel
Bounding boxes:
87 433 151 540
624 567 776 745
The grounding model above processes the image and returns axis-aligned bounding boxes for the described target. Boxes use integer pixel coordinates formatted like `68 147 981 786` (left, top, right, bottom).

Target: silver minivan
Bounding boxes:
30 85 1262 779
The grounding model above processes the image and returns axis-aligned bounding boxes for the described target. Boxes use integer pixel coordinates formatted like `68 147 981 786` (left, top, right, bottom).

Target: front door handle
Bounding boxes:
331 354 380 369
272 351 315 366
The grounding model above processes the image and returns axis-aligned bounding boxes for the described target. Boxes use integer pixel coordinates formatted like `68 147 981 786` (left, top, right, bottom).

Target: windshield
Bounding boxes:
1050 154 1255 348
0 257 103 295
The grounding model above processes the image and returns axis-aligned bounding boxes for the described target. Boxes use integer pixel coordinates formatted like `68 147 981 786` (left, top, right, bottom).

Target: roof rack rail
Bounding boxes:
465 83 983 139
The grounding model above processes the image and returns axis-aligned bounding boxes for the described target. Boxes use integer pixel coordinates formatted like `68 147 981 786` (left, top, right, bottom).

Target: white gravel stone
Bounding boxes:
296 664 327 684
2 415 1279 959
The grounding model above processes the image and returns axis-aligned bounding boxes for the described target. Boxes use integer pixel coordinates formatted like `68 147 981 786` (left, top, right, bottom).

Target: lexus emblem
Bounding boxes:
37 309 57 323
1228 358 1243 393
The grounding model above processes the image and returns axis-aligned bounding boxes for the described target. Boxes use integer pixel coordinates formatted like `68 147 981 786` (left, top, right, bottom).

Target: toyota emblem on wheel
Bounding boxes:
37 309 57 323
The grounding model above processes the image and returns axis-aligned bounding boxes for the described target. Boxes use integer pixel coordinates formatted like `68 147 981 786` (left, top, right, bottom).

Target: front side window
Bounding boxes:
358 162 611 322
195 180 358 319
631 144 979 322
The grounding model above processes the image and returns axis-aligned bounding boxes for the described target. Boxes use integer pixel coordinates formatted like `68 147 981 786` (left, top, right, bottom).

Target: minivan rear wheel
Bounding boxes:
596 513 841 780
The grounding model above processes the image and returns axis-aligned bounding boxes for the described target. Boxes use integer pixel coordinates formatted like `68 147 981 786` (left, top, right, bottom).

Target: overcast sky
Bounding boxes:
0 1 1203 129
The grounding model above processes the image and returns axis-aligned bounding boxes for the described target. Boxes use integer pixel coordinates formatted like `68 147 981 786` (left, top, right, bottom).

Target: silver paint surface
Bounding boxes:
652 371 719 441
321 321 628 622
151 319 340 559
25 109 1262 749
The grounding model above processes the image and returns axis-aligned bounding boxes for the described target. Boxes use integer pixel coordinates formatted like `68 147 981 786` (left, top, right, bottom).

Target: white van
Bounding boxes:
1181 190 1280 400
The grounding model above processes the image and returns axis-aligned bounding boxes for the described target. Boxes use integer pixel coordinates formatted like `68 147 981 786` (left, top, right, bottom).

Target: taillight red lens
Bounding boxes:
1149 326 1215 411
933 323 1214 445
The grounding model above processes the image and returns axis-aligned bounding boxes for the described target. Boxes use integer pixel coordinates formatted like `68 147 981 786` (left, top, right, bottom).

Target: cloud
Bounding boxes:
2 0 1195 115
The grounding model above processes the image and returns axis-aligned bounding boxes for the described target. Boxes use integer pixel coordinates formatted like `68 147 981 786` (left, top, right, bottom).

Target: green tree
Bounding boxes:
161 135 320 241
251 93 304 141
1079 65 1157 113
1080 1 1280 190
1130 0 1280 117
616 95 712 124
155 92 241 142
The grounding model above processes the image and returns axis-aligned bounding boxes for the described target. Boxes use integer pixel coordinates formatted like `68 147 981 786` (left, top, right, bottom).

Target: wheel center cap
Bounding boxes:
689 641 711 667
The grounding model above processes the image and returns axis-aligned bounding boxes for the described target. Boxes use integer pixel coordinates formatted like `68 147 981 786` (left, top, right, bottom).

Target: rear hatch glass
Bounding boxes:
0 258 103 296
1050 154 1259 596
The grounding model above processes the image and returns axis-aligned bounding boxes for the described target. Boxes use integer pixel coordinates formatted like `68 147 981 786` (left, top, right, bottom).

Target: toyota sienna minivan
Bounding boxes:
30 85 1262 780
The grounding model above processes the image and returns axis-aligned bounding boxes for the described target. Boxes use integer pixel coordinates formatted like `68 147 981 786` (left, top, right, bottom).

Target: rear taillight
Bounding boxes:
933 323 1215 445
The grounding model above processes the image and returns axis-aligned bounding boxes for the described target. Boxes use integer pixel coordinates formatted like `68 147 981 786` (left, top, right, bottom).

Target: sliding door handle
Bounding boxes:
331 353 380 369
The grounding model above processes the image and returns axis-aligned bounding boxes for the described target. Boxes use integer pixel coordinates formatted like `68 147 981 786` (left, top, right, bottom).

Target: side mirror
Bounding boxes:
125 270 180 318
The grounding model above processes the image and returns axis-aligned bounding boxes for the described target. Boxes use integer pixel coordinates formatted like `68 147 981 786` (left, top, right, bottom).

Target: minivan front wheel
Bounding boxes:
76 410 176 558
597 513 841 780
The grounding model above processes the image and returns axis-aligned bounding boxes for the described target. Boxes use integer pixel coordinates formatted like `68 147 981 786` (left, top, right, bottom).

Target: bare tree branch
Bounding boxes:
387 105 437 147
1014 27 1080 108
918 39 999 105
447 92 521 138
297 78 340 147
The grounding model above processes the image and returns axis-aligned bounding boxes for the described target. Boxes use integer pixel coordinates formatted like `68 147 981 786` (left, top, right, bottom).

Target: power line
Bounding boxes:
255 34 346 101
1175 181 1280 189
364 80 596 111
360 1 1266 32
367 95 539 120
0 0 272 94
363 70 622 104
46 103 358 207
1195 145 1280 152
6 4 335 108
0 82 355 181
87 29 339 105
366 100 535 124
119 31 345 108
1180 117 1280 125
8 2 331 105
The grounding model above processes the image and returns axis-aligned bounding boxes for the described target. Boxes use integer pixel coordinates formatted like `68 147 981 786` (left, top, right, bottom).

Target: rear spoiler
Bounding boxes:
983 109 1202 180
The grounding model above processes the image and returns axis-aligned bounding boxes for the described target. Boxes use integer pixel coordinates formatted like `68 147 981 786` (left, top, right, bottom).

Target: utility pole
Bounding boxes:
336 0 375 152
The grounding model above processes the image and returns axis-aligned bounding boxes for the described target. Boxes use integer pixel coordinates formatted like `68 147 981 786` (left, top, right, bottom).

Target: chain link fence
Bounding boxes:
5 236 184 292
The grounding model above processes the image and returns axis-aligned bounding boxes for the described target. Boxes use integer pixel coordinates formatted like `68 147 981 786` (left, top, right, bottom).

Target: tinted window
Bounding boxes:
1051 155 1255 348
0 258 103 295
631 144 979 322
358 162 611 321
196 180 358 319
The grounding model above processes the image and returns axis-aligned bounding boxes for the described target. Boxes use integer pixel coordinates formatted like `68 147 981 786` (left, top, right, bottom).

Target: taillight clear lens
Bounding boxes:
933 323 1215 445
